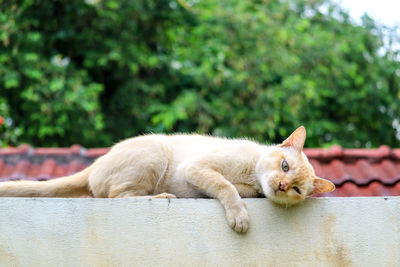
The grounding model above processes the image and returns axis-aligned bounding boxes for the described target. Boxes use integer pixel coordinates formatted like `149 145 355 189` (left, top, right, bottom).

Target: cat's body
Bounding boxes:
0 126 334 232
92 134 263 199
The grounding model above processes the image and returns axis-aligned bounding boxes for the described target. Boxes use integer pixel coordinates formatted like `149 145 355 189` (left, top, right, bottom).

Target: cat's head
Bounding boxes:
255 126 335 207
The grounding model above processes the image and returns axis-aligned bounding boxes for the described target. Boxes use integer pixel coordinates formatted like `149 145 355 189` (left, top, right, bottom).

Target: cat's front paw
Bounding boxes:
225 202 249 233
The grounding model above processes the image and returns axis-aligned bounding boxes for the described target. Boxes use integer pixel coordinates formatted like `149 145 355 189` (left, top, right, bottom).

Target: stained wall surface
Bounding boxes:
0 197 399 266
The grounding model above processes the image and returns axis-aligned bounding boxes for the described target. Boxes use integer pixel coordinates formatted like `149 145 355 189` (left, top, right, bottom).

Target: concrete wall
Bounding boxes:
0 197 399 267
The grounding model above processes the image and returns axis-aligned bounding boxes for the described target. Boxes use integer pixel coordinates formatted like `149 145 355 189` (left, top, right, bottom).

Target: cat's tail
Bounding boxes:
0 166 93 197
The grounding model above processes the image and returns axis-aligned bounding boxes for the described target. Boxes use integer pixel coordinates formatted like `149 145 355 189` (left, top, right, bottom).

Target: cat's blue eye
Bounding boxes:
281 159 289 172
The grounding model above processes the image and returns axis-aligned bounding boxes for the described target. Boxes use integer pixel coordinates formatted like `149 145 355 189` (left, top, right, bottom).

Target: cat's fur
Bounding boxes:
0 126 334 232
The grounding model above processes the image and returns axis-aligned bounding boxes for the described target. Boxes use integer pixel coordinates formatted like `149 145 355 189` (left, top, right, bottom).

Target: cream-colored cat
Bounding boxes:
0 126 334 232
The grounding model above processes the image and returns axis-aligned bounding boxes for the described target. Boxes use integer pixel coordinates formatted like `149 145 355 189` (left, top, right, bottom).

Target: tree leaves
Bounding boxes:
0 0 399 148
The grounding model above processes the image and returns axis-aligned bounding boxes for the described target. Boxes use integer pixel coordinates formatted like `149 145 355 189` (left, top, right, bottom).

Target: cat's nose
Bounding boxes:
279 181 289 191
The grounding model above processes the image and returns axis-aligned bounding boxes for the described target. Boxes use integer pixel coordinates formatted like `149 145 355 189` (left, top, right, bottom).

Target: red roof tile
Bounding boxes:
0 144 399 197
86 148 110 157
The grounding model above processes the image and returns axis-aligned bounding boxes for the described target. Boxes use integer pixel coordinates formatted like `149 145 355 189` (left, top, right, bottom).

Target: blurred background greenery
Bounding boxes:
1 0 400 148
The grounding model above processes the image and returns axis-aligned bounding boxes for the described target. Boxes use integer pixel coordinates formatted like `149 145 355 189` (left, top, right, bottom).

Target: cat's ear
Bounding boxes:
310 176 335 195
279 126 306 151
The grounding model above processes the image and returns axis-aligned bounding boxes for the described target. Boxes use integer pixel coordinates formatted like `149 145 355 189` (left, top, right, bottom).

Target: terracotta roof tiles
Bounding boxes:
0 144 399 197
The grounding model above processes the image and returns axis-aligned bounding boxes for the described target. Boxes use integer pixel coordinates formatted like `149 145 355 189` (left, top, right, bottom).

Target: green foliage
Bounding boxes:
1 0 399 147
1 0 106 146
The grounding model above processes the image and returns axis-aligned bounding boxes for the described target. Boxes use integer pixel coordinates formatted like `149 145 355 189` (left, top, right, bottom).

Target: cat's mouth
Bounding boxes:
259 178 303 207
263 185 303 207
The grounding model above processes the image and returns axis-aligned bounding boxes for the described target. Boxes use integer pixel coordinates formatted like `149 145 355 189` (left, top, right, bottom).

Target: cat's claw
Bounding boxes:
226 203 249 233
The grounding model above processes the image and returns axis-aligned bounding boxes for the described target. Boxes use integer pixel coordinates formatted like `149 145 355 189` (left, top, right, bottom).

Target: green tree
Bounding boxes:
1 0 106 146
1 0 399 148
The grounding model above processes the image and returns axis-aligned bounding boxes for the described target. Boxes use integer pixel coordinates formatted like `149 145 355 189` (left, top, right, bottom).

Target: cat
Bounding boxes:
0 126 334 232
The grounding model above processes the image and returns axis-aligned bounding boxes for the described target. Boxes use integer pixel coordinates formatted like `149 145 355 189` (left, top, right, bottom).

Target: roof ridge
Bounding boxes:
305 145 400 161
1 145 399 162
334 177 400 187
0 144 92 157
